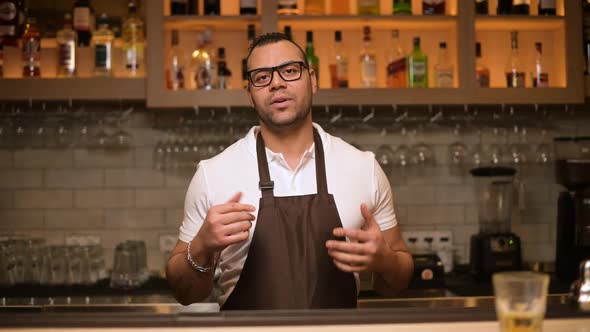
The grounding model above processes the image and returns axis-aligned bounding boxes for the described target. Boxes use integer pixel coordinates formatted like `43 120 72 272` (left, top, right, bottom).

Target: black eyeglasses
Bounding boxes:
247 61 309 87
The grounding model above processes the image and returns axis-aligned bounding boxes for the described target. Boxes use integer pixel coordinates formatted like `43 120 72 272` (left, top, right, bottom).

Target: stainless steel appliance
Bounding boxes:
469 166 522 280
554 137 590 284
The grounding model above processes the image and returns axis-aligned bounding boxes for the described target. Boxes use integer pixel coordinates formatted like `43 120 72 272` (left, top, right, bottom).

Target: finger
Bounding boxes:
328 250 370 266
222 220 252 236
223 230 250 246
360 203 379 230
215 202 256 214
332 259 367 273
326 240 375 255
227 192 242 203
219 212 255 225
332 227 372 242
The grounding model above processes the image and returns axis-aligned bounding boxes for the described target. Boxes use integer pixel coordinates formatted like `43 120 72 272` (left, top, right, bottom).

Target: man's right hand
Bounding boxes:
193 192 256 254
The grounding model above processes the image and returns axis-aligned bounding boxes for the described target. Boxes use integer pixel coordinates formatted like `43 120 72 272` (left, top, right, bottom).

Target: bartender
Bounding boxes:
166 32 414 310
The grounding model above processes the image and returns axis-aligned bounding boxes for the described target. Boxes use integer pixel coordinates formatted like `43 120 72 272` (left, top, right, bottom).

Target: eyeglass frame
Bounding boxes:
247 61 310 88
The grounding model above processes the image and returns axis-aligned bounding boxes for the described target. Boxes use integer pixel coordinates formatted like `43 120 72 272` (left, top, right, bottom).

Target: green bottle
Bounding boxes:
408 37 428 87
306 31 319 85
393 0 412 15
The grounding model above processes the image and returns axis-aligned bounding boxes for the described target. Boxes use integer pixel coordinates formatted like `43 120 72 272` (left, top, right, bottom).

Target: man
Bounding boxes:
166 33 413 310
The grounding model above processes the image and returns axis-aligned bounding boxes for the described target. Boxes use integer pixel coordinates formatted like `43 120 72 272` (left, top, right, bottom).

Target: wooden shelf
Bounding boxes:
278 15 457 31
0 78 145 100
475 15 564 31
164 15 261 31
147 89 250 108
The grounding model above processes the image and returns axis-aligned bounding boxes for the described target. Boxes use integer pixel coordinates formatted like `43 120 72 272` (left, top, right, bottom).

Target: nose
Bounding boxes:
268 69 287 89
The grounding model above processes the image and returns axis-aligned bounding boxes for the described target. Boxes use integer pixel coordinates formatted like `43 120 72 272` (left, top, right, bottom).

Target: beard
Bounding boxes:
253 96 312 131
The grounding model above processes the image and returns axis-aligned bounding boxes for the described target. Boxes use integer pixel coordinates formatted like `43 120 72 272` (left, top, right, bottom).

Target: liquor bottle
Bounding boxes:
73 0 94 47
0 0 22 46
240 0 257 15
475 42 490 87
538 0 556 15
56 13 77 78
407 37 428 87
475 0 488 14
170 0 188 15
423 0 445 15
386 29 406 88
505 31 525 87
278 0 299 15
357 0 379 15
166 29 185 91
203 0 220 15
190 30 216 90
306 30 319 84
511 0 530 15
21 16 41 77
305 0 326 15
284 25 292 40
533 42 548 87
497 0 512 14
359 26 376 87
217 47 231 89
242 24 255 88
393 0 412 15
121 0 145 77
331 0 350 14
434 42 453 87
329 30 348 88
92 13 113 77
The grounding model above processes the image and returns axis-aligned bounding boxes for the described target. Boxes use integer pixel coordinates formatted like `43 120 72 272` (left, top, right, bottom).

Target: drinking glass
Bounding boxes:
493 271 549 332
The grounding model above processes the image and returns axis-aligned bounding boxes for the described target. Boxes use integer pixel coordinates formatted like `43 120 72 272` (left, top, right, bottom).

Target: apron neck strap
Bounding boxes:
256 127 329 197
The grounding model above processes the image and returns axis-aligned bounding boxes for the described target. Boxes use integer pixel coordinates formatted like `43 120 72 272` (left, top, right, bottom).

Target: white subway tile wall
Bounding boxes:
1 107 587 274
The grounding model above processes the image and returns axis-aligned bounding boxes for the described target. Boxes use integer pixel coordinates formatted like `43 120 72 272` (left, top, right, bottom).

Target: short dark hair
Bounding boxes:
245 32 309 72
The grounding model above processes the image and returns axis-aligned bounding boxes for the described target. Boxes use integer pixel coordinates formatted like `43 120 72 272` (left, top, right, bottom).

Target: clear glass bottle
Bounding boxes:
408 37 428 87
533 42 548 87
92 13 113 77
73 0 94 47
242 24 256 88
538 0 556 15
511 0 530 14
434 41 453 87
21 16 41 77
217 47 231 89
475 42 490 87
190 30 217 90
386 29 406 88
357 0 379 15
423 0 445 15
505 31 525 87
277 0 299 15
240 0 257 15
56 13 77 78
329 30 348 88
506 31 525 88
306 30 320 85
475 0 488 14
305 0 326 14
359 26 377 87
393 0 412 15
166 29 185 91
121 0 144 77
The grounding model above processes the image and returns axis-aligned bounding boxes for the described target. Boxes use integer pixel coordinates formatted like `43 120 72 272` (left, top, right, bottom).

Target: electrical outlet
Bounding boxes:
403 230 454 253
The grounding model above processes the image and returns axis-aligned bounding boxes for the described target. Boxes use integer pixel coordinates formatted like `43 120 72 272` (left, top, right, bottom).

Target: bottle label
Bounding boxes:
22 38 40 63
330 60 349 88
412 61 426 83
387 57 407 76
476 70 490 87
278 0 297 9
540 0 555 8
436 69 453 87
125 46 143 69
58 42 75 69
535 73 549 87
73 7 91 31
361 60 376 83
95 43 111 69
240 0 257 8
506 71 525 87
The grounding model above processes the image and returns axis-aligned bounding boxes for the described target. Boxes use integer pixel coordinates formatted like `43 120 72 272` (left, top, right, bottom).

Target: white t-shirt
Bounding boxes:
179 123 397 306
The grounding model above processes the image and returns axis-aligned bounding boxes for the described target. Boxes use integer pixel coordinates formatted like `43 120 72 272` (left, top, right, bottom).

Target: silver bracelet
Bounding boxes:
187 240 215 273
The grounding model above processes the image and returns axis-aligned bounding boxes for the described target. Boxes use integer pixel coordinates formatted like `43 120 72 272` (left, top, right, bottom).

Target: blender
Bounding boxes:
469 166 522 280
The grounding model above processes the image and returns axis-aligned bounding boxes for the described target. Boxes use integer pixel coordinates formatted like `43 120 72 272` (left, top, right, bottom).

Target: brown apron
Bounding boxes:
221 128 357 310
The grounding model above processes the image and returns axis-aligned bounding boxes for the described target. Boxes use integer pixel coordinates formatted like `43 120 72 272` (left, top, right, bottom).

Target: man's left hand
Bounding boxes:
326 203 388 273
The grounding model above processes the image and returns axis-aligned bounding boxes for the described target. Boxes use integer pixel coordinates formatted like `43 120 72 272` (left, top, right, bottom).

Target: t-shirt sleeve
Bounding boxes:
371 158 397 231
178 162 211 243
